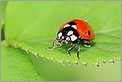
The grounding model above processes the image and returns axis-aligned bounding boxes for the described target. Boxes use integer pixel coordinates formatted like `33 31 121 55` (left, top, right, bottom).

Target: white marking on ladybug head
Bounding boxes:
66 37 70 41
64 24 70 28
71 25 77 29
62 36 64 39
67 31 73 36
70 35 77 41
58 32 62 39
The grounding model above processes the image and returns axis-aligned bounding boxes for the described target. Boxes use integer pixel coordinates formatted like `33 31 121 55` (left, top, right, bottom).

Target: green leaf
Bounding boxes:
5 29 121 65
2 1 121 80
5 1 121 65
2 42 43 80
2 41 121 80
5 1 120 40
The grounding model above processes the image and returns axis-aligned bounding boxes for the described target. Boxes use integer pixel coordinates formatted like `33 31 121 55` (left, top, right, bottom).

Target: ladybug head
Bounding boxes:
57 27 79 44
57 32 70 44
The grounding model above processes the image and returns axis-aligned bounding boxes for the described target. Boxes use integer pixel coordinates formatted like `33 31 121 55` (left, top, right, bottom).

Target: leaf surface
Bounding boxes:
2 1 121 80
2 43 43 80
5 1 121 65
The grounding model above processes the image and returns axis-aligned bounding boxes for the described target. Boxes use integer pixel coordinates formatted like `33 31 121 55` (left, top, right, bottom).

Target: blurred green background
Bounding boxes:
1 1 121 81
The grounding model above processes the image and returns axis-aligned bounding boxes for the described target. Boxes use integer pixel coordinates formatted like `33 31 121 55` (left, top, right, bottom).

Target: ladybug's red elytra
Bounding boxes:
48 19 95 59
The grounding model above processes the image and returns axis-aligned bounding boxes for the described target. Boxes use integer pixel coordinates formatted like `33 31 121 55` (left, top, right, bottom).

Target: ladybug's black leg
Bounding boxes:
47 37 58 50
76 43 81 59
67 44 76 56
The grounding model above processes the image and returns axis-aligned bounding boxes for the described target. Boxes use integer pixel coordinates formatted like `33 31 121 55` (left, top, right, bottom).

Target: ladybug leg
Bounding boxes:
53 38 63 48
67 44 76 56
76 43 81 59
53 37 58 48
47 37 58 50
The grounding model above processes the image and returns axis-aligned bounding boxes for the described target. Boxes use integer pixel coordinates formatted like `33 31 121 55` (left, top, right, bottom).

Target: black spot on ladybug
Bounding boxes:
68 22 76 25
88 30 91 36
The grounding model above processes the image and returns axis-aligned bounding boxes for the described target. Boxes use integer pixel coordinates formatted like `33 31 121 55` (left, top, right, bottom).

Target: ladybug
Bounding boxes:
48 19 95 59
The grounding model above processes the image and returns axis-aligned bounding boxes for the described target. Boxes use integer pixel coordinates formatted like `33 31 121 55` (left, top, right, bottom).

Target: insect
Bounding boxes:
48 19 95 59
